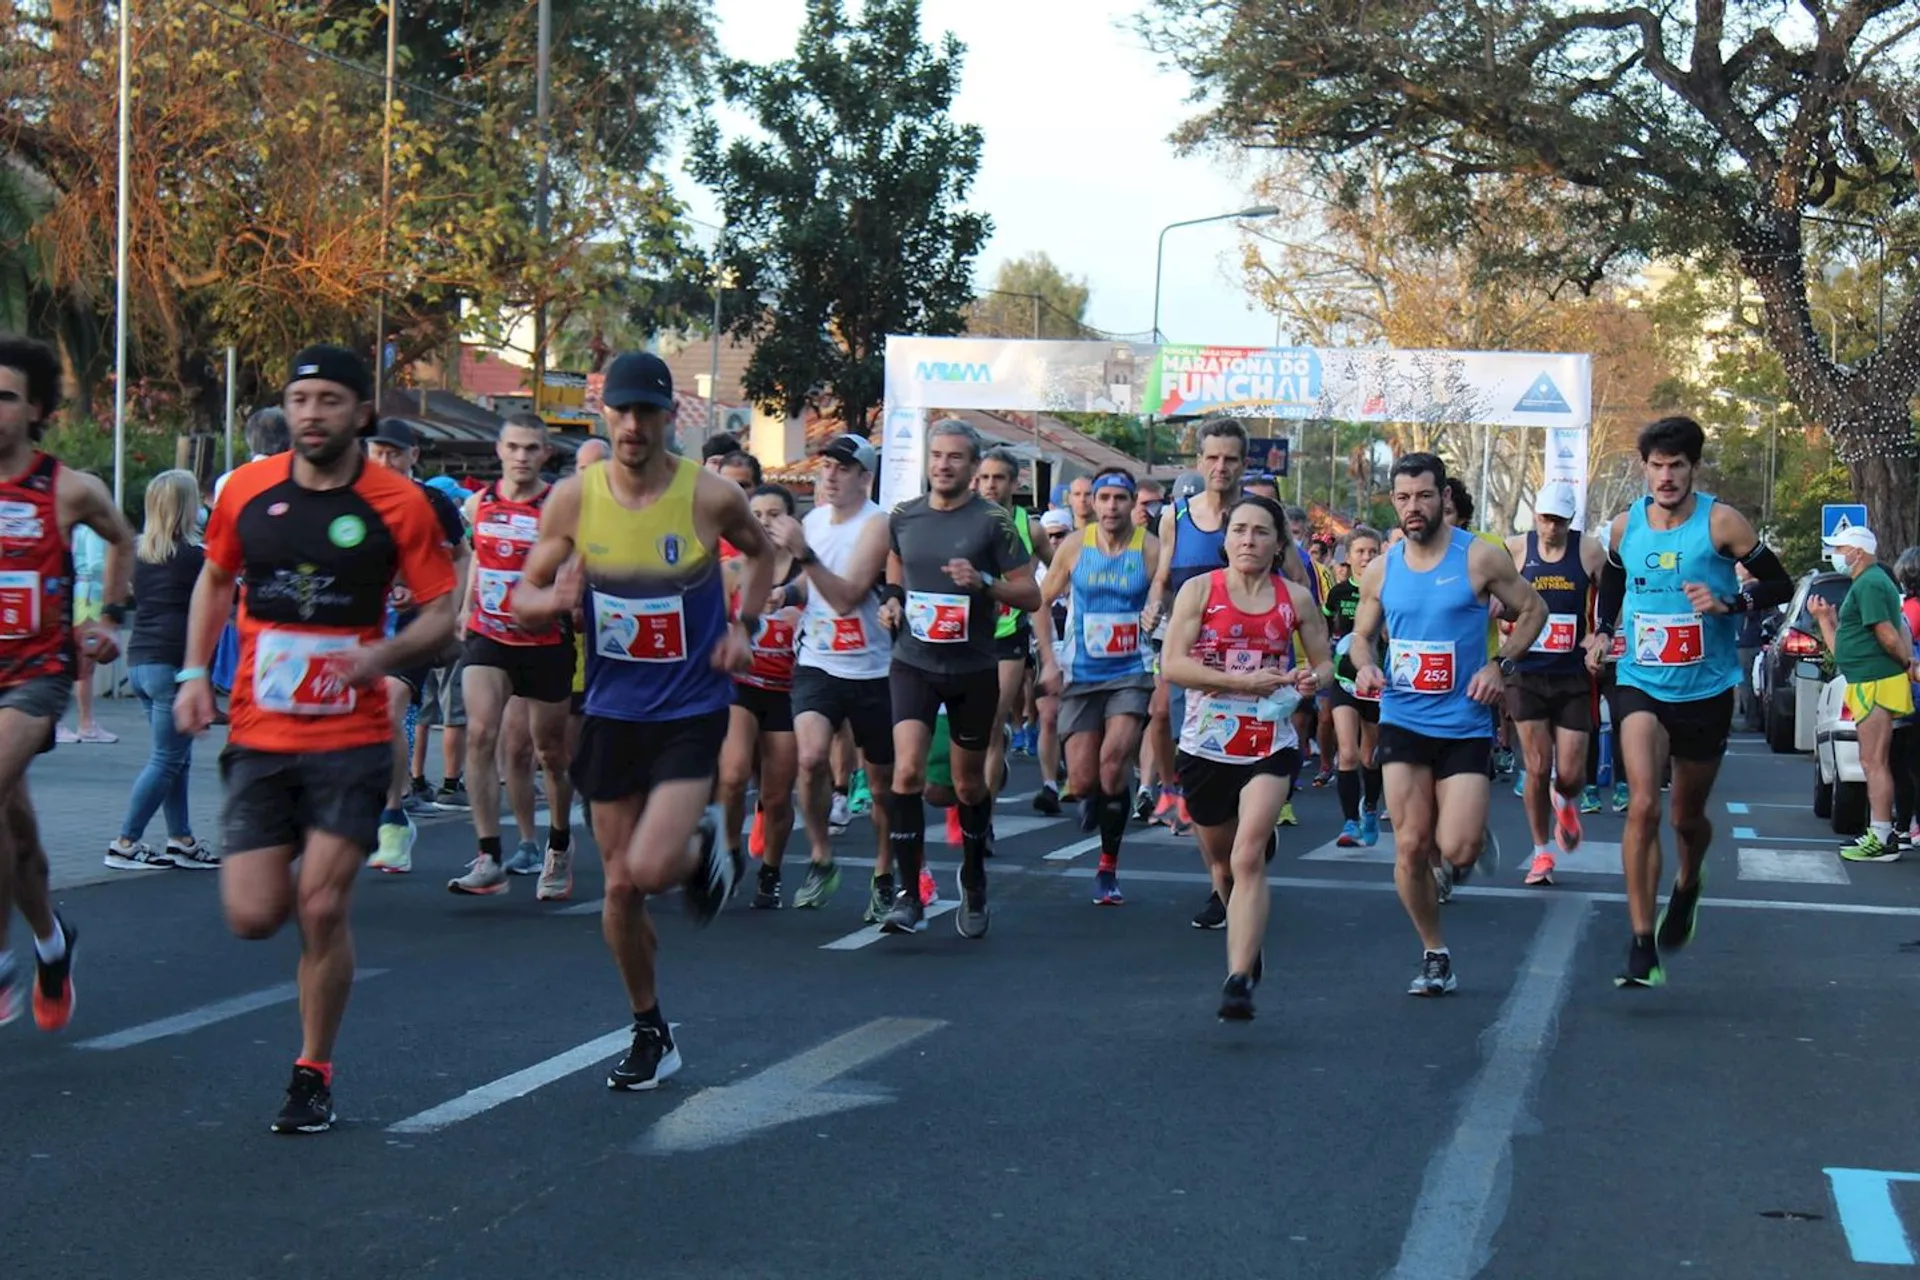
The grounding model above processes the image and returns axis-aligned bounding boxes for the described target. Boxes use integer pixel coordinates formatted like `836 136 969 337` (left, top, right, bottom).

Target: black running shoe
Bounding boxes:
751 864 781 910
1615 937 1665 989
1655 874 1702 953
680 807 734 924
1190 891 1227 930
956 864 989 940
1218 974 1255 1021
879 889 926 935
608 1022 682 1091
270 1065 335 1134
1033 785 1061 817
1251 949 1264 988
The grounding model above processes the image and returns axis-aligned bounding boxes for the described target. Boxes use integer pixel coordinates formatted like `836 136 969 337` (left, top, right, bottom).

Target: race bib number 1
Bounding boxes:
906 591 970 644
1189 694 1277 762
1633 611 1704 667
1388 638 1456 694
594 593 688 663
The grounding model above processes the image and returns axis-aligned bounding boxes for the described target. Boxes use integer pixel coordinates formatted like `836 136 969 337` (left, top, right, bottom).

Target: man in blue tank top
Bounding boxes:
1586 416 1794 989
1351 453 1547 997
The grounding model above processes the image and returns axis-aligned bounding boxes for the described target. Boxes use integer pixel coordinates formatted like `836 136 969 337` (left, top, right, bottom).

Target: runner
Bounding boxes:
0 334 130 1033
1585 416 1794 987
1506 481 1605 885
1162 495 1332 1019
878 418 1039 937
445 412 578 899
1324 527 1385 847
974 447 1049 805
509 350 770 1090
767 434 895 916
1032 508 1074 816
1350 453 1546 996
176 344 456 1130
1034 469 1157 905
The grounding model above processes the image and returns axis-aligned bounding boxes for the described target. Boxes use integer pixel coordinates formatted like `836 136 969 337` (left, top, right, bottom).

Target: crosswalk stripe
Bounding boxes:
1736 848 1850 885
75 969 388 1052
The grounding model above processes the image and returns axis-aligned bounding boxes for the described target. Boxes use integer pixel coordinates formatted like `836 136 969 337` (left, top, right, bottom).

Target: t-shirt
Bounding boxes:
1834 562 1906 683
208 453 456 753
1324 579 1361 640
889 493 1028 675
128 540 205 668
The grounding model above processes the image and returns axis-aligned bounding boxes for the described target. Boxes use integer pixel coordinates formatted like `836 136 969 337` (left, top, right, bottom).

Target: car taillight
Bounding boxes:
1841 700 1854 722
1782 629 1821 656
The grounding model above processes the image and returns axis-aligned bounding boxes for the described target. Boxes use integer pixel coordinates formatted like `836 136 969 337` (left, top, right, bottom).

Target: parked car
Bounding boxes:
1812 670 1867 835
1757 570 1852 753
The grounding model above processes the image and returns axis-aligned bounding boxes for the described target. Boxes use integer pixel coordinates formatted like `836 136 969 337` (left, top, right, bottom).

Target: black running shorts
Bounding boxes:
1610 684 1734 762
220 742 392 855
789 667 894 766
1504 672 1595 733
463 634 574 704
732 681 795 734
569 709 730 803
1375 723 1493 780
1175 747 1302 828
889 662 1000 752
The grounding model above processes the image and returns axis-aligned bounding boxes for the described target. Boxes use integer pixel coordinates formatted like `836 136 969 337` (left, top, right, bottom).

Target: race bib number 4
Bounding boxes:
1530 612 1578 654
1388 638 1456 694
1082 611 1141 657
253 629 358 716
476 567 521 617
594 593 688 663
0 571 40 640
1633 611 1704 667
906 591 969 644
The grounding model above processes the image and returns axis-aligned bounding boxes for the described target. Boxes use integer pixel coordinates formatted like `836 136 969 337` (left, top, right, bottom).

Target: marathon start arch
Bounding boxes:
880 336 1592 525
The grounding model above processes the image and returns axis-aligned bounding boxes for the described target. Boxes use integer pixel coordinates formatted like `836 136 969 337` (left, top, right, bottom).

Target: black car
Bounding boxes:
1755 570 1851 753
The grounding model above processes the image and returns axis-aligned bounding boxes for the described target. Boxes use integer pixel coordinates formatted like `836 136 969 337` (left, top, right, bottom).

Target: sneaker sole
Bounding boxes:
431 801 472 812
536 888 574 902
269 1113 336 1134
1217 1001 1256 1021
879 918 926 935
448 882 510 896
608 1045 683 1092
1614 971 1666 988
103 854 173 871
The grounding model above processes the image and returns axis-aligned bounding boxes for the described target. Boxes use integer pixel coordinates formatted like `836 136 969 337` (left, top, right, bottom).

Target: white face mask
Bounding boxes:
1830 550 1852 574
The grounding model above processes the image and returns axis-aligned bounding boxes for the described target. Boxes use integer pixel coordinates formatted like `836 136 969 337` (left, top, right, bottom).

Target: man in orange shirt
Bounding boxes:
177 345 456 1134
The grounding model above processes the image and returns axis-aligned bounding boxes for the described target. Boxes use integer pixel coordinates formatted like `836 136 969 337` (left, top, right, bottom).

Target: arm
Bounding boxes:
1161 577 1290 696
373 491 460 673
1348 558 1387 687
1475 539 1548 660
1592 512 1629 636
796 514 889 616
1029 514 1054 568
509 477 581 630
454 493 480 632
707 475 773 627
1279 542 1309 588
1287 581 1336 694
1872 619 1913 666
61 470 134 658
1032 538 1082 687
1698 503 1794 615
1144 505 1178 628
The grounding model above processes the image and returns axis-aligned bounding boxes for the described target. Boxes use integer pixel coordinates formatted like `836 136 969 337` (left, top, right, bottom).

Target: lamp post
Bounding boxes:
1712 387 1781 529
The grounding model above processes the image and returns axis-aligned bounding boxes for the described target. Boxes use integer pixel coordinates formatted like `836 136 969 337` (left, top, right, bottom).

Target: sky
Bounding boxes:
672 0 1284 347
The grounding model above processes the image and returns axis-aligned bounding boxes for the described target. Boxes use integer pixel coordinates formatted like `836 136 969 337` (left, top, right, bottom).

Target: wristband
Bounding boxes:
102 601 129 625
737 613 760 633
1723 592 1752 615
174 666 208 684
879 584 906 608
977 572 996 594
799 548 818 567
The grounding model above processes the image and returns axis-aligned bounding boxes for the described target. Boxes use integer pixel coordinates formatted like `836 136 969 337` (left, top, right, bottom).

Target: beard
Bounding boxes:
295 431 356 468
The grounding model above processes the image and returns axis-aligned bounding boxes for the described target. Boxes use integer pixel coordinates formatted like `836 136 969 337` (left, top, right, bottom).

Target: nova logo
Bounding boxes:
915 361 992 385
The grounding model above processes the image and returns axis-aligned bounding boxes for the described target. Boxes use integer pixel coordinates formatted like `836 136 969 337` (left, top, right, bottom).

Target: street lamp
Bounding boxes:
1712 387 1781 529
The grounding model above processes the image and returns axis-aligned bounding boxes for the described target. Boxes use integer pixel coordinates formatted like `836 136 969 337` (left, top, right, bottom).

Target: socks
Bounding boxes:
295 1058 333 1086
381 807 406 827
548 826 571 852
410 774 427 790
1363 767 1382 810
33 918 65 964
1096 791 1129 863
478 835 503 860
633 1004 669 1038
958 799 992 887
1872 820 1895 844
1336 769 1361 821
888 791 926 892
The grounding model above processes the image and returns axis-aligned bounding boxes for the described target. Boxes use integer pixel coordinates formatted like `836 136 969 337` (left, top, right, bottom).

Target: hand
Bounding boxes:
334 646 390 691
389 584 416 611
1583 631 1610 674
1292 666 1319 697
943 558 985 592
1807 594 1837 623
174 676 215 735
1465 661 1505 706
1354 664 1386 699
769 514 809 559
711 624 751 673
1037 659 1061 698
1140 598 1163 633
878 597 903 633
764 587 791 617
1241 667 1292 696
1682 580 1727 615
75 619 120 665
551 556 585 614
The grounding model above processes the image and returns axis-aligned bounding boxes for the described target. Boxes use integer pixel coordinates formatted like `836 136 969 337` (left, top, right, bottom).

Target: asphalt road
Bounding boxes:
3 731 1917 1280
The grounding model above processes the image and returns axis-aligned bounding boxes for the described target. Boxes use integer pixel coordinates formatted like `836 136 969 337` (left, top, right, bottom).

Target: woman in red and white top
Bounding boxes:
1161 494 1333 1022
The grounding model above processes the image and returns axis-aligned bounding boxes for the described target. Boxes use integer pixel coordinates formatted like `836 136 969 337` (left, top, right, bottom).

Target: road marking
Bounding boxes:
821 902 961 950
1303 834 1622 878
1734 825 1758 839
75 970 388 1052
1042 836 1102 862
637 1017 944 1155
1737 848 1850 885
1826 1167 1920 1266
387 1024 674 1134
1725 802 1749 814
1728 832 1843 844
559 897 605 916
1387 897 1588 1280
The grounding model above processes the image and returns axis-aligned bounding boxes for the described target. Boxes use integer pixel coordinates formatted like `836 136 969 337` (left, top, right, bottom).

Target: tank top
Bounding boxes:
1166 497 1228 597
468 482 562 646
1378 527 1493 739
1061 525 1152 687
1617 493 1740 702
797 501 891 680
737 561 802 693
0 452 72 688
994 512 1035 640
576 457 731 723
1175 570 1300 764
1516 529 1591 677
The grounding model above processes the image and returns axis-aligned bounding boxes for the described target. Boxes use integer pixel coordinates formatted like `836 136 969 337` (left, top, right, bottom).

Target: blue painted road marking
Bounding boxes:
1727 802 1750 815
1826 1167 1920 1265
1734 825 1758 839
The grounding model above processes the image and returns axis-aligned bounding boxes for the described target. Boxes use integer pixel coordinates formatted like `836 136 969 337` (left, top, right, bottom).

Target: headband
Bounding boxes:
1093 471 1137 495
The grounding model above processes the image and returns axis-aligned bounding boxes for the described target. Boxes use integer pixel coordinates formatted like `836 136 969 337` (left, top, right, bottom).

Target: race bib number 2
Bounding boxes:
1388 638 1456 694
594 593 687 663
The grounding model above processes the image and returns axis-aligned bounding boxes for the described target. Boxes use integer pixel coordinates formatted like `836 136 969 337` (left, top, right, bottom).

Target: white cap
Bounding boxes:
1039 509 1073 534
1535 482 1578 520
1824 524 1878 554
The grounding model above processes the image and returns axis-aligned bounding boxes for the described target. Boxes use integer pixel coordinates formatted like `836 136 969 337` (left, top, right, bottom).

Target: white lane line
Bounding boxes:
1737 848 1851 885
820 902 961 950
75 970 389 1052
1043 836 1102 862
1387 896 1588 1280
559 897 605 916
387 1023 674 1134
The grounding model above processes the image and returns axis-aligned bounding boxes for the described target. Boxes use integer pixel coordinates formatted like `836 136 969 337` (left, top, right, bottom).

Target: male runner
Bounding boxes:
1584 416 1793 987
0 334 130 1032
177 344 456 1130
1035 469 1156 905
1066 474 1093 528
1506 481 1604 885
1325 527 1385 847
725 483 805 907
446 412 578 898
879 419 1039 937
974 447 1049 800
768 434 896 916
1351 453 1545 996
510 351 770 1090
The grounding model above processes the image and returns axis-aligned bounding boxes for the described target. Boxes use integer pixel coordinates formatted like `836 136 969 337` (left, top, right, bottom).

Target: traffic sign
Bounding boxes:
1822 503 1869 541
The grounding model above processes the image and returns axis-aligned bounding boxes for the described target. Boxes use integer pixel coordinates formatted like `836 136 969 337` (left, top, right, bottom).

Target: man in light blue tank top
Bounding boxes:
1350 453 1546 997
1586 415 1794 990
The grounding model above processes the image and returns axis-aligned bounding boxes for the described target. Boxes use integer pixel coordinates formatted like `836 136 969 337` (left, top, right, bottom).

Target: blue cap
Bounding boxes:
601 352 675 411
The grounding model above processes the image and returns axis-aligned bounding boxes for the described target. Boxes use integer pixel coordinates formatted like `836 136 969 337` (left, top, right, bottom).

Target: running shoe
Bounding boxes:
1360 807 1380 847
1276 803 1297 827
0 962 19 1028
848 770 873 817
1191 891 1227 930
1615 937 1665 989
1493 747 1515 776
1841 831 1902 863
504 840 544 875
402 783 438 819
1524 851 1555 886
1218 974 1256 1020
862 876 894 924
1092 868 1124 905
369 818 416 874
879 889 926 934
103 838 174 871
1032 784 1061 816
1311 770 1333 788
1407 950 1457 997
828 792 851 835
1433 859 1454 905
1335 819 1362 848
918 865 939 907
1151 792 1178 826
1512 768 1526 799
752 864 782 910
748 808 767 859
1133 787 1154 823
449 854 509 895
432 777 471 810
271 1065 335 1134
1578 786 1602 815
955 866 989 939
1552 793 1582 853
681 806 734 924
165 837 219 869
1655 872 1704 950
794 860 841 909
30 914 75 1032
536 846 573 901
944 806 963 847
608 1022 681 1091
1611 782 1629 813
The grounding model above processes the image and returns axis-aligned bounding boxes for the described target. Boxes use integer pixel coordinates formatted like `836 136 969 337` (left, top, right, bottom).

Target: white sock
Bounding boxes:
1425 945 1450 957
1871 821 1895 844
33 918 65 964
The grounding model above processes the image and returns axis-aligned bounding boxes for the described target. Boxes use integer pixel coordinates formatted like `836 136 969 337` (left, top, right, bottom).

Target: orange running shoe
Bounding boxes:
919 865 939 906
945 806 963 847
748 807 767 859
31 915 75 1033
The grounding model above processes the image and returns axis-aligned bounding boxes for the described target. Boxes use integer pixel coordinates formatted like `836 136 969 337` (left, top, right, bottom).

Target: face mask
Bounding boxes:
1830 550 1851 574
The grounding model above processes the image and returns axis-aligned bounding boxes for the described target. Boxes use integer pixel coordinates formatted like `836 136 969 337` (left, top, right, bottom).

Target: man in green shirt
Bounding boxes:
1808 524 1915 862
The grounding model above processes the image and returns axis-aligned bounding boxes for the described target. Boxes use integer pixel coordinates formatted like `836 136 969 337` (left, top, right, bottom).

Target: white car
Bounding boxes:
1812 668 1867 835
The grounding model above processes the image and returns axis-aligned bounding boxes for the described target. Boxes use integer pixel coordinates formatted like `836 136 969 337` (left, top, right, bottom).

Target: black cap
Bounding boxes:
601 352 675 411
367 418 417 450
819 433 876 473
287 344 373 402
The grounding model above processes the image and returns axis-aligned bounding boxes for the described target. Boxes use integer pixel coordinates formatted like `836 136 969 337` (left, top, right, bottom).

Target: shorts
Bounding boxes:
392 665 429 706
569 709 730 803
1375 723 1493 780
927 713 953 790
219 742 392 855
1058 679 1151 739
1610 685 1735 762
1328 686 1380 725
1176 746 1302 828
994 624 1030 664
1845 673 1915 722
733 680 795 733
790 666 894 766
0 674 72 754
890 663 1000 752
418 660 467 727
463 634 572 704
1504 672 1594 733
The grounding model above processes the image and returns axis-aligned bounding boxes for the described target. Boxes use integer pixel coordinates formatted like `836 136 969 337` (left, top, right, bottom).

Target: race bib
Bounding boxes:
253 629 358 716
1608 631 1627 662
1530 613 1578 654
1189 694 1278 762
1388 638 1456 695
1633 611 1704 667
0 571 40 640
594 592 687 663
812 614 872 655
476 567 521 617
906 591 970 644
1082 611 1141 657
752 615 796 658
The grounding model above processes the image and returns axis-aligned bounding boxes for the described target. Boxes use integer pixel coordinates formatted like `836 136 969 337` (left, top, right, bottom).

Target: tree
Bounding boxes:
690 0 991 432
969 252 1092 339
1141 0 1920 540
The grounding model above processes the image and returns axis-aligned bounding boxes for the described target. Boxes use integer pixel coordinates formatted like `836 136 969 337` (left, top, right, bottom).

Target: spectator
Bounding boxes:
211 406 290 505
58 488 115 743
1893 547 1920 847
701 432 741 471
1733 561 1767 726
719 449 762 490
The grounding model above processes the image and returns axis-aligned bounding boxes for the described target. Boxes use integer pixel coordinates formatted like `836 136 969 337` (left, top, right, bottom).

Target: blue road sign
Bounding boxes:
1822 503 1869 541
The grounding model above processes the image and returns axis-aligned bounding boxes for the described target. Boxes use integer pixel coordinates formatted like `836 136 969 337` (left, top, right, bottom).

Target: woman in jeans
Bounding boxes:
105 470 217 869
1891 547 1920 848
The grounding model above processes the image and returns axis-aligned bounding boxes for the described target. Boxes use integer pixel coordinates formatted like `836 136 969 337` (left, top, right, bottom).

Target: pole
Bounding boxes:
373 0 397 396
223 346 236 473
1765 413 1778 530
1478 424 1493 530
1295 425 1304 507
1030 294 1041 487
531 0 551 415
707 247 722 437
112 0 130 507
